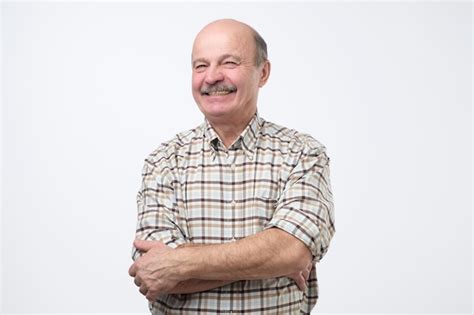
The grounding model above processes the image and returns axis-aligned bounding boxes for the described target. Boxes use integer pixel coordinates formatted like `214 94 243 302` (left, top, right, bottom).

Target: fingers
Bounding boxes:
129 240 171 301
128 263 137 277
294 272 307 292
302 267 310 281
302 262 312 281
146 290 158 302
139 283 148 296
138 279 158 301
134 273 149 298
134 277 141 287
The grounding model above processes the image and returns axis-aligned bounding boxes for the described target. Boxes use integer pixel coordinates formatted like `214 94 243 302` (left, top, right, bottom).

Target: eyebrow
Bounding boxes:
192 54 242 67
220 54 242 62
192 58 207 67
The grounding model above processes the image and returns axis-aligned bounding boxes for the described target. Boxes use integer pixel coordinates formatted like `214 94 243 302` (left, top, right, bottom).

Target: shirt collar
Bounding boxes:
202 112 262 160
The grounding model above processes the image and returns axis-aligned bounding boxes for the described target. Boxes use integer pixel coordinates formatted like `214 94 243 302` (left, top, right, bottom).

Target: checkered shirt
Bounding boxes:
133 113 335 314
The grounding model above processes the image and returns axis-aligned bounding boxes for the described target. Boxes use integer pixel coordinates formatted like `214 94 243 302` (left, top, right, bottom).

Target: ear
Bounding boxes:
258 60 271 87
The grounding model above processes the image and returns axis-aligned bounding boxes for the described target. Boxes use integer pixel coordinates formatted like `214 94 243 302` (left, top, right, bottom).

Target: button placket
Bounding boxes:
228 149 237 241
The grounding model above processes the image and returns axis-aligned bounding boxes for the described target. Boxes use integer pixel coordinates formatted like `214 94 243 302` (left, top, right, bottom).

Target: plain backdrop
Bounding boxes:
1 1 472 314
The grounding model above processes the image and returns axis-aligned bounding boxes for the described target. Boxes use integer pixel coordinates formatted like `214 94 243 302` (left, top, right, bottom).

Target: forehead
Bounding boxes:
192 26 255 61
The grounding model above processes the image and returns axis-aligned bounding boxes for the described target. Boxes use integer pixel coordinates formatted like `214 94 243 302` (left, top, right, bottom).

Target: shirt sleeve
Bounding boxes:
264 143 335 263
132 157 187 261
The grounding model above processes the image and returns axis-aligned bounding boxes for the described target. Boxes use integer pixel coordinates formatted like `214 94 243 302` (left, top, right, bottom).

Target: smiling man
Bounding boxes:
129 19 335 314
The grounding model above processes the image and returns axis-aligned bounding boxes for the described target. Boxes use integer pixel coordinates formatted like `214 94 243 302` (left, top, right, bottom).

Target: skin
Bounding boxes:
129 19 312 302
191 19 270 147
129 232 312 301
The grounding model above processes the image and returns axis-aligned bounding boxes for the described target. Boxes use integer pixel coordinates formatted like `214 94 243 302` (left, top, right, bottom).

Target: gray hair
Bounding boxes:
252 30 268 67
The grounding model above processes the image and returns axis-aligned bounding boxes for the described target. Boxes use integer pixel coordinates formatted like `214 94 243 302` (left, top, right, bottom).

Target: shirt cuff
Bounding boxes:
131 233 187 260
264 218 321 263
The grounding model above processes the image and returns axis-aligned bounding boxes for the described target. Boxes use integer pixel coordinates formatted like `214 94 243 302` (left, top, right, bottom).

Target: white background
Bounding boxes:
1 1 472 314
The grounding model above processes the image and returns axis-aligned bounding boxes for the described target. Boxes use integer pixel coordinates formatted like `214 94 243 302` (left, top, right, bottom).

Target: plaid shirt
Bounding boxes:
133 113 335 314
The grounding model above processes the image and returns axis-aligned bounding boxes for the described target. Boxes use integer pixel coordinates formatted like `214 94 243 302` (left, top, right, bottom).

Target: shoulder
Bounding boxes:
142 123 204 173
260 118 327 157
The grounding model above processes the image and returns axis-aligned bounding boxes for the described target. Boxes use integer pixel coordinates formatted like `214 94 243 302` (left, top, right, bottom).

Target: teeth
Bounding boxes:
208 90 232 96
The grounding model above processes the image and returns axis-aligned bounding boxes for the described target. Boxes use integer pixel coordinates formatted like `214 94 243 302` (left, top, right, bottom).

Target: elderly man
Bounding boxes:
129 19 335 314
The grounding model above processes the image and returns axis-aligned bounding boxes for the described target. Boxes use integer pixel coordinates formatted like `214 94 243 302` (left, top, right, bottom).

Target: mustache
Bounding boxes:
201 84 237 95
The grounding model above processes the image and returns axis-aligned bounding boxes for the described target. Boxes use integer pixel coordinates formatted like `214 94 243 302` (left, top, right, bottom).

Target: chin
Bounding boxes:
199 103 235 118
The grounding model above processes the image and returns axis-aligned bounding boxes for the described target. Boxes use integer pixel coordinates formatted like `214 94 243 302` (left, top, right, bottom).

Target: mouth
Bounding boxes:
201 85 237 97
203 90 235 96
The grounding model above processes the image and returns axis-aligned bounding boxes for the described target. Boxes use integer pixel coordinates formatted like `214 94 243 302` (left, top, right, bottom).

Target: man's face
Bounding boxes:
191 22 268 122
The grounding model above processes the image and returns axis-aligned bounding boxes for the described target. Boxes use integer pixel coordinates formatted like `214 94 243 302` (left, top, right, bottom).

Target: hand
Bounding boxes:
287 261 312 291
128 240 186 301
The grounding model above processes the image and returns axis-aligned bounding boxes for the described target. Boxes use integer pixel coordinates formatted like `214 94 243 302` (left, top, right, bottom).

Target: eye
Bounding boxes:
223 61 238 68
194 64 207 72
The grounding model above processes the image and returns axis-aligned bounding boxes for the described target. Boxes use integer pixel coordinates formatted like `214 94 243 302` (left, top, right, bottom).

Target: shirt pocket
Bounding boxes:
251 184 279 233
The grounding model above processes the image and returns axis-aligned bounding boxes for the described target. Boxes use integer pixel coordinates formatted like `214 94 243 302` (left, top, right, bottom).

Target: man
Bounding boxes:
129 19 335 314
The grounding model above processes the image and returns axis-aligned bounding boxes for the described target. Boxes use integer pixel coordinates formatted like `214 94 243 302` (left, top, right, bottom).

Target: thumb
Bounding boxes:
133 239 166 252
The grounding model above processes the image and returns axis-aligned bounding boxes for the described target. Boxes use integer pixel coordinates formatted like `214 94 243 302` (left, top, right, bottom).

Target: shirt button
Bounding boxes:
230 163 235 171
231 200 236 208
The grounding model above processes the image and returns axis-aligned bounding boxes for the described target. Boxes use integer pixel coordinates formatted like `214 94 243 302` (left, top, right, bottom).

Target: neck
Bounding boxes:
207 109 256 148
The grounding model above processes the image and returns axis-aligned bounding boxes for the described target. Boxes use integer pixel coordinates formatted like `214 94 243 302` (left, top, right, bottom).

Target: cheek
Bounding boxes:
191 74 203 93
226 71 251 92
191 76 204 105
191 71 206 89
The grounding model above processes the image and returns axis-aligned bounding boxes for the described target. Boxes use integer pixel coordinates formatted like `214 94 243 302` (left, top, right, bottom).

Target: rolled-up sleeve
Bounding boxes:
132 158 187 260
264 144 335 263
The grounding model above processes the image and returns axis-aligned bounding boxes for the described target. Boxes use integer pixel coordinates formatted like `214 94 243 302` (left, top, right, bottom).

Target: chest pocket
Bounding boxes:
251 168 280 233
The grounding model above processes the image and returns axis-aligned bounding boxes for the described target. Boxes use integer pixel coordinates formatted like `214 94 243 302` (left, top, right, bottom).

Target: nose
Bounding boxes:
204 65 224 85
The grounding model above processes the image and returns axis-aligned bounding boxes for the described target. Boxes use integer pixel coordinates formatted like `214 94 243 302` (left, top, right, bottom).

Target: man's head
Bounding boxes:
191 19 270 124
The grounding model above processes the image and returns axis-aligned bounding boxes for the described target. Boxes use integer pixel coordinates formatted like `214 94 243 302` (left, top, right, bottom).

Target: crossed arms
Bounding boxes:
128 145 335 302
129 228 313 301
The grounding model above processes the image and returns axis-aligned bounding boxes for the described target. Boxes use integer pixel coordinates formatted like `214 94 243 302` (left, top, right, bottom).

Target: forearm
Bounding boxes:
165 243 234 293
178 228 311 281
167 279 234 294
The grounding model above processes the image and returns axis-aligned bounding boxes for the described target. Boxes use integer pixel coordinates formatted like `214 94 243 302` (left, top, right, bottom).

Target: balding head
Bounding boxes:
191 19 271 129
193 19 267 67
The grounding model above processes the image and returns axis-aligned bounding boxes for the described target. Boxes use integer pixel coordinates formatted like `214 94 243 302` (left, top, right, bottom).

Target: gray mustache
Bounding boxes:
201 84 237 95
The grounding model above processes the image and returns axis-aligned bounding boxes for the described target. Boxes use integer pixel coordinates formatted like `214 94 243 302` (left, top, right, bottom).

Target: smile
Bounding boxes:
205 90 235 96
